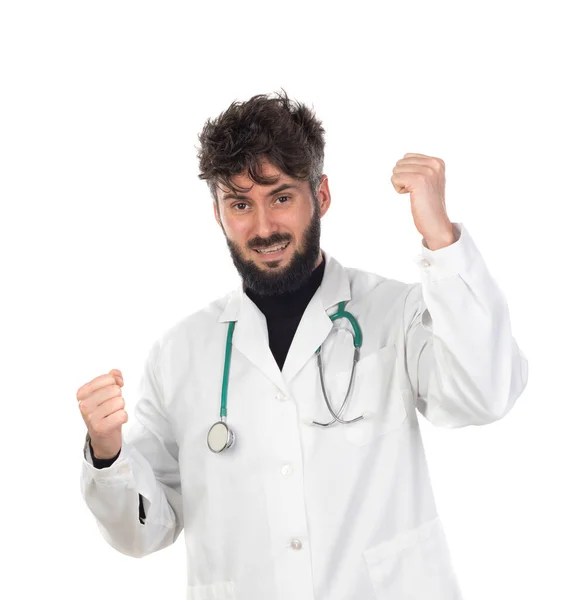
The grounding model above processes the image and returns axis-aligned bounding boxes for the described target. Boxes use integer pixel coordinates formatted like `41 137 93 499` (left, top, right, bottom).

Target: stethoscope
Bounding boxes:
207 300 364 453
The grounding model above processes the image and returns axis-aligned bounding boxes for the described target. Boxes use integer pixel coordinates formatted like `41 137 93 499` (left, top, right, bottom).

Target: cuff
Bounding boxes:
412 222 479 282
84 432 122 468
82 431 133 481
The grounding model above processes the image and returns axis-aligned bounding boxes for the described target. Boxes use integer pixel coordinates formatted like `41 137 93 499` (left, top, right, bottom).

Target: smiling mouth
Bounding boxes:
253 241 290 255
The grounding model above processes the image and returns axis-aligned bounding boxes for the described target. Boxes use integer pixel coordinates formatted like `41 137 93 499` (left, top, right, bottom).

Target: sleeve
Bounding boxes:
80 338 184 557
85 436 146 524
403 222 529 427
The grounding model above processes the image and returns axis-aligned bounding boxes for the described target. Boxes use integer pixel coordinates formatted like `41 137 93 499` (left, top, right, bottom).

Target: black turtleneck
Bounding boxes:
245 255 326 371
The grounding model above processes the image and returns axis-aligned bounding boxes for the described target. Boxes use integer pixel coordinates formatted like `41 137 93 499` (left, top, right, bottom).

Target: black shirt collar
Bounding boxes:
245 253 326 318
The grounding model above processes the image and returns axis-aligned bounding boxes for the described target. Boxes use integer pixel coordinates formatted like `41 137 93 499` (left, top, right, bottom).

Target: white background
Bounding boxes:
1 1 572 598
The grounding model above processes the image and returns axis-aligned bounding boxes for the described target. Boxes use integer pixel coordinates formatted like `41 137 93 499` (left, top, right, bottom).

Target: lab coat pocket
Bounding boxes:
363 517 463 600
333 344 408 446
187 581 236 600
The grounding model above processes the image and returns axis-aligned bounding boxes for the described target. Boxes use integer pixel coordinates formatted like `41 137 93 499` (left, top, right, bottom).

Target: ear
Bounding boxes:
213 200 221 226
316 174 331 218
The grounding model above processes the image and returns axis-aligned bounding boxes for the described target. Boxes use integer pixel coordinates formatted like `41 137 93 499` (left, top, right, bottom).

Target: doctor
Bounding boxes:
78 90 528 600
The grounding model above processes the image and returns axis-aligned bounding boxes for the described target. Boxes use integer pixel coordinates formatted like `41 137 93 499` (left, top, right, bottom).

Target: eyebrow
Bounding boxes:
221 183 298 202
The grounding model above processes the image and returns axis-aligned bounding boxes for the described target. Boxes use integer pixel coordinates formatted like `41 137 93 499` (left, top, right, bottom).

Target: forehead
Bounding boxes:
216 159 296 197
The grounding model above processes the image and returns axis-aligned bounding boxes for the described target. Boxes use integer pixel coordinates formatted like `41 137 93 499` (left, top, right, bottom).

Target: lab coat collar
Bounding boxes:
218 251 350 390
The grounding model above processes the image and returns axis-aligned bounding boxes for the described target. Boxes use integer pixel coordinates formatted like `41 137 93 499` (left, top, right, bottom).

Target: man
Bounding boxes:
78 90 528 599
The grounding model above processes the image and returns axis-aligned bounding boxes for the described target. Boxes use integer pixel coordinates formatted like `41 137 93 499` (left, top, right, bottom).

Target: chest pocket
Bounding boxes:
332 344 408 446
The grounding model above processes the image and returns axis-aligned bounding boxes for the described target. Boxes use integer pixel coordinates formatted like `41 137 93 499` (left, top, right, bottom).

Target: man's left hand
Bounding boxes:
391 152 455 250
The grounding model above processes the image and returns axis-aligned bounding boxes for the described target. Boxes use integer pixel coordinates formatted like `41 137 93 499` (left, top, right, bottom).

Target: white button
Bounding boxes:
276 392 288 402
281 464 293 476
290 539 303 550
420 258 431 268
118 464 130 474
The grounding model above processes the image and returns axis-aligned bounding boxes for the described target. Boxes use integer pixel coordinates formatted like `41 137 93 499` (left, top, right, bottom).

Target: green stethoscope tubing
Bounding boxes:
208 301 364 452
220 319 236 419
321 300 362 347
313 301 364 427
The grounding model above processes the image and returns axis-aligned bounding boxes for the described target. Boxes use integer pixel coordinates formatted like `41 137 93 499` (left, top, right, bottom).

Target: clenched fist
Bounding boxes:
391 152 455 250
77 368 127 459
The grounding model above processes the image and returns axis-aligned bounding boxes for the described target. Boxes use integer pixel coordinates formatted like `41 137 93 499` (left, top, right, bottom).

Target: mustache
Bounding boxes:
247 233 292 249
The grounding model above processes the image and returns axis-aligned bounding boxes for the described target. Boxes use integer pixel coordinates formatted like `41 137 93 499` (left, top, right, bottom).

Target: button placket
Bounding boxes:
269 385 310 579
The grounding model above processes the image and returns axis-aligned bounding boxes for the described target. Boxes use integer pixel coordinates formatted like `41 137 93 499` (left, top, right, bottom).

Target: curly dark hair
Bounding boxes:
196 89 326 204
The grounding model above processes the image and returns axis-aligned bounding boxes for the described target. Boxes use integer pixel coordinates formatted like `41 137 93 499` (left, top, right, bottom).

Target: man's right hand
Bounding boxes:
77 369 127 459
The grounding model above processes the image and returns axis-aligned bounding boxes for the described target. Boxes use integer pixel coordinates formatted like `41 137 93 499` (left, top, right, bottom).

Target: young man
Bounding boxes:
78 90 528 599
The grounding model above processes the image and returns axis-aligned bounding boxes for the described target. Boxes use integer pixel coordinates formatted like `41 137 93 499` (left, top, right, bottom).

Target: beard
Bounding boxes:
223 208 322 296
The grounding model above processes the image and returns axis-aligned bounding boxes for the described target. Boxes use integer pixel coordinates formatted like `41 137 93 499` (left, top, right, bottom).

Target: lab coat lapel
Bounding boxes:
281 253 351 384
218 254 351 390
219 286 289 395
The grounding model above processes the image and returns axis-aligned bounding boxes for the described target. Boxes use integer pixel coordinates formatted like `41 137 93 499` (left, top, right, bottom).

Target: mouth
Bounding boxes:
252 241 290 257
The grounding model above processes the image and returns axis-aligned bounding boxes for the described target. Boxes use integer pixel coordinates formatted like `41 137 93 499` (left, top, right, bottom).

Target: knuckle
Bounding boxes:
77 384 90 400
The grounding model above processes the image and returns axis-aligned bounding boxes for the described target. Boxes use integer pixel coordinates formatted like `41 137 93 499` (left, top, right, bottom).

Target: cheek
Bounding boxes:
292 213 313 238
221 215 249 241
277 209 307 232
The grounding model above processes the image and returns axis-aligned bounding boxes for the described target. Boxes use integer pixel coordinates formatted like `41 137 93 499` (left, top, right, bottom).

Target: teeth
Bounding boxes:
256 242 288 254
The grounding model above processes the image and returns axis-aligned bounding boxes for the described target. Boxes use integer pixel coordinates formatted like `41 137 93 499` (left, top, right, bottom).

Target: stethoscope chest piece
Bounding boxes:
207 420 235 453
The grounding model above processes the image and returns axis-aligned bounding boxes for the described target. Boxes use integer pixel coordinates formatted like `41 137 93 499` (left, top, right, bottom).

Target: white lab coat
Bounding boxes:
80 222 528 600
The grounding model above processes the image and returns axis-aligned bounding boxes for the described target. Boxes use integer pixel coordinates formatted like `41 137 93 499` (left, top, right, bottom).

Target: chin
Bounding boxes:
260 260 283 269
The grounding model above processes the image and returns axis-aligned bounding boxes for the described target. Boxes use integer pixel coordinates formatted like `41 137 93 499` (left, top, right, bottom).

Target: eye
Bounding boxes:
275 195 290 204
232 202 249 211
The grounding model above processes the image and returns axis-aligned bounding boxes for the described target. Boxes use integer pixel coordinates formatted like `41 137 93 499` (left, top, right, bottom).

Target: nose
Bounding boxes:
253 206 279 239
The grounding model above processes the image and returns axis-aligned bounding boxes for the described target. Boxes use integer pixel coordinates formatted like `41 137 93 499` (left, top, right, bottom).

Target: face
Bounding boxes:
213 158 331 295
